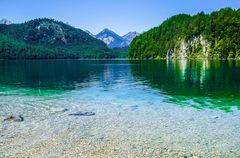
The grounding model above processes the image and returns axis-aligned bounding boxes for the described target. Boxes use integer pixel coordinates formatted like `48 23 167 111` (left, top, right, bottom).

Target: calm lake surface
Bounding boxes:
0 60 240 157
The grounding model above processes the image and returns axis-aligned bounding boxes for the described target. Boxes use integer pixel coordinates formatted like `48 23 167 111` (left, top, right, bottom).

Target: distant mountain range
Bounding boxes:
86 29 139 48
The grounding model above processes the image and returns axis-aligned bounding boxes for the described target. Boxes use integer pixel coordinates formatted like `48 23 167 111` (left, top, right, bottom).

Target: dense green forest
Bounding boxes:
0 18 118 59
129 8 240 59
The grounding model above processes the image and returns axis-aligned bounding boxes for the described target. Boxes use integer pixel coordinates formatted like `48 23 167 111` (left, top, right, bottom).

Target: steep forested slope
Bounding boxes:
0 18 116 59
129 8 240 59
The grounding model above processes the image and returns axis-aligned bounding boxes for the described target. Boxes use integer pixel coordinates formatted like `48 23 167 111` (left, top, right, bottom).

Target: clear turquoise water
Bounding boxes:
0 60 240 112
0 60 240 157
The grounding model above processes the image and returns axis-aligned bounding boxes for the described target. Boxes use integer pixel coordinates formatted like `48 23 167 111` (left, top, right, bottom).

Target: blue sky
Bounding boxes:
0 0 239 35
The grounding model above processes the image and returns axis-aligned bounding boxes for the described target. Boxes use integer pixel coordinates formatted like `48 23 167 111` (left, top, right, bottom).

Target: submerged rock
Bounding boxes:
69 111 95 116
62 108 69 112
3 115 24 122
51 108 69 113
211 116 219 119
130 105 139 110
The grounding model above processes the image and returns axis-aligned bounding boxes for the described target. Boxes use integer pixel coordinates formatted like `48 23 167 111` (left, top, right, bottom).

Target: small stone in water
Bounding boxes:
52 108 69 113
130 105 139 110
69 111 95 116
130 105 139 108
4 115 24 122
211 116 219 119
62 108 69 112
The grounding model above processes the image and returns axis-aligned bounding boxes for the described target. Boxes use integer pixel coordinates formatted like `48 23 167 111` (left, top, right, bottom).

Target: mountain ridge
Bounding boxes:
0 18 117 59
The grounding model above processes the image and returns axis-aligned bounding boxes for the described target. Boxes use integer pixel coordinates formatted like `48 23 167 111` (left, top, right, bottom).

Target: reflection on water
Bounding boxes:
130 60 240 112
0 60 101 89
0 60 106 96
0 60 240 112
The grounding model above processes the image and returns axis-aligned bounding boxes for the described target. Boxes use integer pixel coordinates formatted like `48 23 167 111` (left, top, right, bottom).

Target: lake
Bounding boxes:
0 60 240 157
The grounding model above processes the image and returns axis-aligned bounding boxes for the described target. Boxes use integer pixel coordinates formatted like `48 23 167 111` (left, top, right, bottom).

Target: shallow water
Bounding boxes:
0 60 240 157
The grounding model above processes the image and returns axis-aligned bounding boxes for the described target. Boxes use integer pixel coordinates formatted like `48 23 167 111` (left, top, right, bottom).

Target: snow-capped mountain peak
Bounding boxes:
96 28 128 48
85 29 140 48
122 32 140 44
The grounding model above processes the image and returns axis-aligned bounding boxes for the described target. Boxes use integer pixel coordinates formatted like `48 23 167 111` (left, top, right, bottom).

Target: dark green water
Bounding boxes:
0 59 240 112
131 60 240 112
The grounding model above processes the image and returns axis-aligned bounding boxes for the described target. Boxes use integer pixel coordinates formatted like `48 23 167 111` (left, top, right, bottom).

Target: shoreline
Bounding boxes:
1 58 240 61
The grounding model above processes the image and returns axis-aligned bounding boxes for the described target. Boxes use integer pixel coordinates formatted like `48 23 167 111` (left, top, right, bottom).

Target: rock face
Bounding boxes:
179 40 187 59
0 19 12 25
169 35 210 59
33 21 68 44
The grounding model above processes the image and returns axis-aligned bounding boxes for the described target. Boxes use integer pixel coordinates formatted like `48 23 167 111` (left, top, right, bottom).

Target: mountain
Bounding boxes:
0 19 12 25
86 29 139 48
129 8 240 59
0 18 117 59
96 29 128 48
122 32 139 45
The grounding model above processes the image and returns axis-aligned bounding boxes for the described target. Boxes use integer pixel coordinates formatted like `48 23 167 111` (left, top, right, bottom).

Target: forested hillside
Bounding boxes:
129 8 240 59
0 18 117 59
